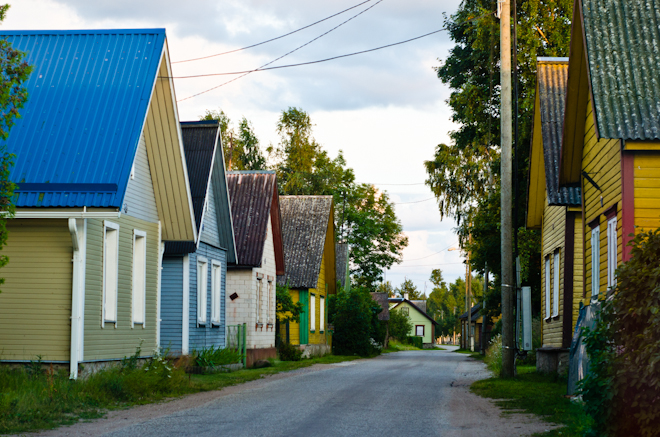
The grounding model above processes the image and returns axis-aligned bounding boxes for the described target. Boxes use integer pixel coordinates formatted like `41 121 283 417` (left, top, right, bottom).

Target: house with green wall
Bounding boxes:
277 196 336 357
0 29 196 378
388 297 438 346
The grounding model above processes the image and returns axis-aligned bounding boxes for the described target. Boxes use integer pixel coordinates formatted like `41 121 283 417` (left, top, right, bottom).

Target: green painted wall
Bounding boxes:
392 302 434 344
0 219 72 361
84 215 160 361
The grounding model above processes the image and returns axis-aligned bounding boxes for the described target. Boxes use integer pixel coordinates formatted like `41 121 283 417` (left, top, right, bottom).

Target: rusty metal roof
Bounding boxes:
581 0 660 140
335 243 349 289
537 58 582 206
226 171 283 270
277 196 333 289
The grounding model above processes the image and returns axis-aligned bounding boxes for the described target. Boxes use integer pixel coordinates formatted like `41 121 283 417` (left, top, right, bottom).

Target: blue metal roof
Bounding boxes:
2 29 166 208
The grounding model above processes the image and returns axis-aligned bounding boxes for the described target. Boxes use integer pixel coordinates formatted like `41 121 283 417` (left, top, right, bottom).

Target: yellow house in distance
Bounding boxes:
527 57 585 373
277 196 336 357
559 0 660 312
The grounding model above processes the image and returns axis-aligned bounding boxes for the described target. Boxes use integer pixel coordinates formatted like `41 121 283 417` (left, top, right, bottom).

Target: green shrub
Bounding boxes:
191 346 242 367
579 228 660 437
484 334 502 375
332 287 383 356
278 341 303 361
406 336 423 349
389 308 413 341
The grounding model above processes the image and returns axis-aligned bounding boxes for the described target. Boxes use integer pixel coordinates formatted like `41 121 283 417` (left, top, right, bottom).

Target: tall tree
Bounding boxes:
395 278 425 300
375 281 395 297
200 110 266 170
0 3 33 291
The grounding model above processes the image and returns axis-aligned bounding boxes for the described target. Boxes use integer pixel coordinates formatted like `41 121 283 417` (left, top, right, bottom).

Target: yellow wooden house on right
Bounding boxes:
527 57 585 374
559 0 660 311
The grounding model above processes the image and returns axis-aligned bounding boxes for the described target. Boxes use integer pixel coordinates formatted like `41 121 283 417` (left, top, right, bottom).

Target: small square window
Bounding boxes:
415 325 424 337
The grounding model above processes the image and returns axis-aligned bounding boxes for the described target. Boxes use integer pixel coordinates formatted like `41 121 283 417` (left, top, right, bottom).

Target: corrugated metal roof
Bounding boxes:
226 171 278 267
458 303 482 320
2 29 166 207
370 292 390 321
581 0 660 140
537 58 582 206
277 196 333 289
335 243 349 289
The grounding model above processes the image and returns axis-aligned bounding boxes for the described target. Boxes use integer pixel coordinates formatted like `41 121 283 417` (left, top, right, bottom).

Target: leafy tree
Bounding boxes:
395 278 425 300
375 281 395 297
389 308 413 341
331 287 384 356
275 284 303 324
0 3 33 292
270 107 407 289
200 110 266 170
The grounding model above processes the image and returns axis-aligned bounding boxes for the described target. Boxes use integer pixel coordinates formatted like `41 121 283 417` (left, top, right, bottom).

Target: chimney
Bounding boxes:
404 293 409 300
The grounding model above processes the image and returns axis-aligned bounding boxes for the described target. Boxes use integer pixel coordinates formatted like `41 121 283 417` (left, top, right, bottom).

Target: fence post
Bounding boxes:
242 322 247 368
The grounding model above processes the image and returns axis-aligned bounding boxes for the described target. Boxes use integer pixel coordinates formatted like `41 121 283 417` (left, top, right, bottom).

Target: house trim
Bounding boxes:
102 220 120 328
182 254 190 355
131 229 148 329
621 148 635 262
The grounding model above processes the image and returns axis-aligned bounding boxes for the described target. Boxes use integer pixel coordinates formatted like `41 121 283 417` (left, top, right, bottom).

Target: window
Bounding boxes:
211 261 222 325
197 258 208 325
552 250 560 317
310 293 316 332
103 221 119 326
256 276 263 324
544 256 551 319
416 325 424 337
591 226 601 297
607 216 617 289
132 230 146 327
320 296 325 333
401 307 409 316
267 278 273 324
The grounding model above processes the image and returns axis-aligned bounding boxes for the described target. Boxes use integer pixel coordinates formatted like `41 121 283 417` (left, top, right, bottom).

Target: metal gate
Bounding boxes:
227 323 247 368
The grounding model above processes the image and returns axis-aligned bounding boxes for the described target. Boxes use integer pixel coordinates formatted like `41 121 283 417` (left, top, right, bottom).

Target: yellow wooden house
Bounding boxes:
277 196 336 357
527 57 586 373
559 0 660 310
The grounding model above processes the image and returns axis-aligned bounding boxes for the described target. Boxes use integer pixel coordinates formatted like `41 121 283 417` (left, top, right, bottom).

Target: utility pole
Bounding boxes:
500 0 515 378
466 241 472 351
481 263 488 354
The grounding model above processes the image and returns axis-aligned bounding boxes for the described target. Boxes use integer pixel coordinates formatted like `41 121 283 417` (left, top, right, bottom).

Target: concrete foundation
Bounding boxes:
536 347 569 375
246 347 277 368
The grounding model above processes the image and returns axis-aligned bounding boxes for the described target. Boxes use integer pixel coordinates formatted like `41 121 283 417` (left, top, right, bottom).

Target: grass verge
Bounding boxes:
453 348 485 360
470 365 592 436
382 339 423 353
0 353 360 435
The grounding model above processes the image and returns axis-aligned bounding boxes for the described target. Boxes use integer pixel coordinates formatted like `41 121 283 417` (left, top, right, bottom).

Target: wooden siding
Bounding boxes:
634 152 660 230
124 132 159 224
188 245 227 352
572 214 585 332
200 183 221 249
160 256 183 354
0 219 72 361
83 216 160 361
527 88 546 229
143 46 195 241
540 194 566 347
308 252 327 345
582 97 622 300
392 302 433 344
287 289 301 345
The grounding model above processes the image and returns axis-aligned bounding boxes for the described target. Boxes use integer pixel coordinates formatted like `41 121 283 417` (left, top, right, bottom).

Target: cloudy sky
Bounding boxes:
5 0 467 294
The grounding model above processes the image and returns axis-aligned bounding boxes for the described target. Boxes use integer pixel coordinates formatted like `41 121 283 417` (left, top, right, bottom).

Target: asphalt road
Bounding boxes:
100 346 492 437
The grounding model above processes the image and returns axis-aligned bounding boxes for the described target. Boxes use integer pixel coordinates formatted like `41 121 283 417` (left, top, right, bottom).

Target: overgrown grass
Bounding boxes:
382 339 423 353
471 365 592 436
0 353 360 434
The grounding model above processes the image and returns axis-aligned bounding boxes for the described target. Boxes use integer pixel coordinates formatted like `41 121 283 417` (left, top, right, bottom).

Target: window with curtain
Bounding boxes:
310 293 316 332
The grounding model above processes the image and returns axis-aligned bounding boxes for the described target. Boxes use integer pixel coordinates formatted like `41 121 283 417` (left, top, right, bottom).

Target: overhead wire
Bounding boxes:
393 197 435 205
177 0 385 101
172 0 375 64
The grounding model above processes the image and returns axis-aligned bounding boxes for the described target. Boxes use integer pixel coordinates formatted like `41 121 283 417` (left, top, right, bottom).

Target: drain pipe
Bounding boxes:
68 218 83 379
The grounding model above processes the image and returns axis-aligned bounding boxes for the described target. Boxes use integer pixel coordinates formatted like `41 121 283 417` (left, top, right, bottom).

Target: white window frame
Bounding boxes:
607 216 617 290
310 293 316 333
544 256 551 320
320 295 325 333
552 250 560 317
256 276 263 325
211 261 222 326
267 278 273 324
416 325 424 337
131 230 147 328
102 221 120 328
197 257 208 326
591 226 601 297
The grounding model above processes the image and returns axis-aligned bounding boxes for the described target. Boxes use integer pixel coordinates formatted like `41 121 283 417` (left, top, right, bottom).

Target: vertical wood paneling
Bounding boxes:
0 219 71 361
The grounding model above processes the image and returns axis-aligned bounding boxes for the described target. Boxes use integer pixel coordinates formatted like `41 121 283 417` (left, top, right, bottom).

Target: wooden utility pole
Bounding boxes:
466 241 472 351
500 0 515 378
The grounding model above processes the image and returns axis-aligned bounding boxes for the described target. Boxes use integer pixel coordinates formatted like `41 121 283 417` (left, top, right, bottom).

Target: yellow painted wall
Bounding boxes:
634 152 660 230
0 219 72 361
83 216 160 361
540 195 566 347
582 97 622 300
286 289 301 345
572 214 586 332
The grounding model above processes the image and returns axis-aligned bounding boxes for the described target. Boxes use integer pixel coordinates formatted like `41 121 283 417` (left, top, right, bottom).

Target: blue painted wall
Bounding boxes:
188 243 227 351
161 256 184 354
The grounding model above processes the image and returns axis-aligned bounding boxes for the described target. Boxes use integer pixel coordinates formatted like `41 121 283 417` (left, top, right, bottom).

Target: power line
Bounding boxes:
172 0 375 64
361 182 426 186
402 241 459 261
394 197 435 205
391 262 465 268
177 0 385 101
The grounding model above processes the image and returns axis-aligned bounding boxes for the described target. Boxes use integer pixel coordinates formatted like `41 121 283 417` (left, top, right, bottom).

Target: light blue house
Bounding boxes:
160 121 236 356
